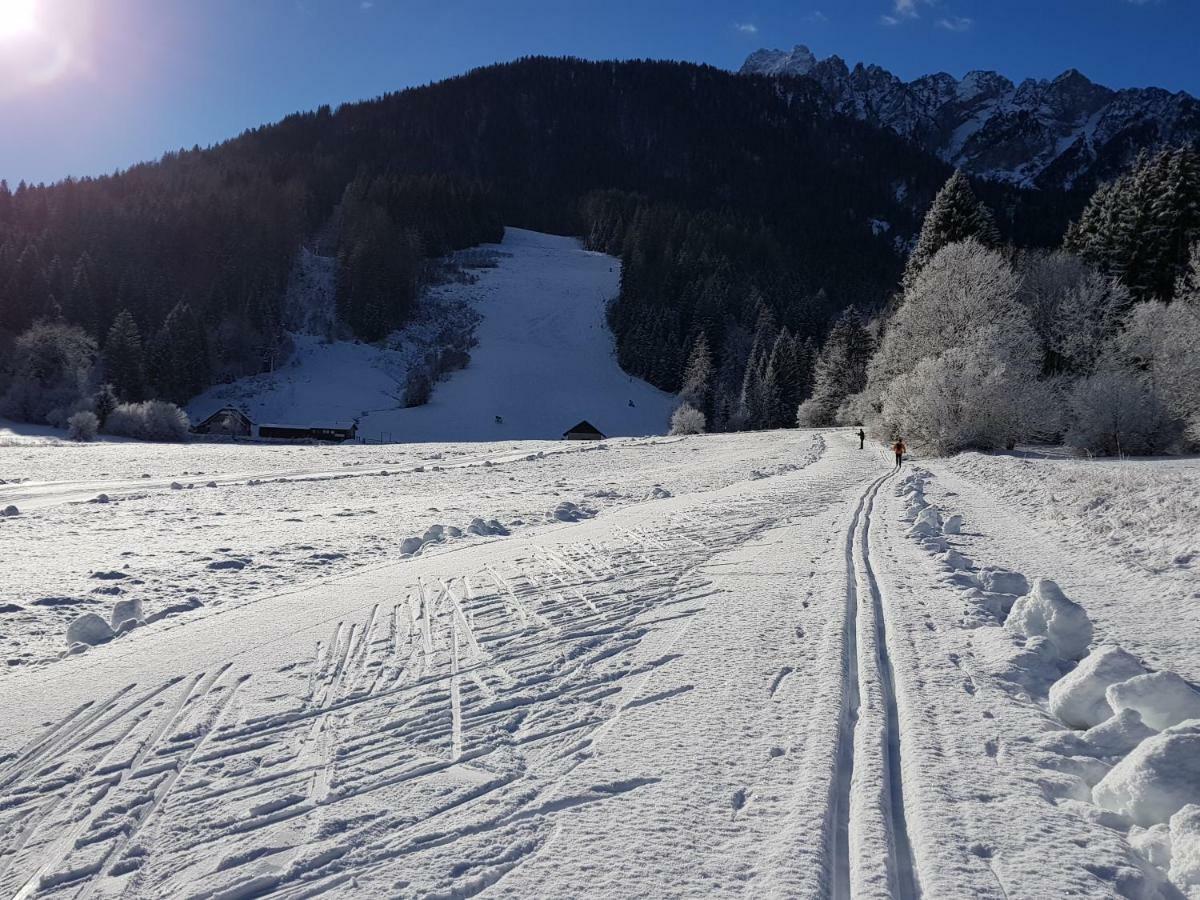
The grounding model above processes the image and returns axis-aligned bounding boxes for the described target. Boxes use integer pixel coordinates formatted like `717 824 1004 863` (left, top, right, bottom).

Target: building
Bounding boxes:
191 407 254 437
258 422 358 442
563 420 605 440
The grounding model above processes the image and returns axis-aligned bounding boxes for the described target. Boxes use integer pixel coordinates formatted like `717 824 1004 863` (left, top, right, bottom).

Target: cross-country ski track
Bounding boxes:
3 429 1199 898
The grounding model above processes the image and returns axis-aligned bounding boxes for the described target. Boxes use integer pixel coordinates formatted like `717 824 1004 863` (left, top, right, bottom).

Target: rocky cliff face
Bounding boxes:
742 46 1200 190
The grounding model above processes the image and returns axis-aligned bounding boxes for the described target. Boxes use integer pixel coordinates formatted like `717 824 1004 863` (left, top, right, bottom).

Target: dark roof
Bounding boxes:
563 420 604 436
196 407 253 427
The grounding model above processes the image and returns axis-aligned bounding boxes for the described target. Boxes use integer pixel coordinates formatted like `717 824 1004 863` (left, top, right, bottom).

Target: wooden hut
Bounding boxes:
191 407 254 437
563 420 605 441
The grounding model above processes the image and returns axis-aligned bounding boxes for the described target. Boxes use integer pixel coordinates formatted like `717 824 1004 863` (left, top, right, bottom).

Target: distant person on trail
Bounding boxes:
857 428 866 450
892 438 907 469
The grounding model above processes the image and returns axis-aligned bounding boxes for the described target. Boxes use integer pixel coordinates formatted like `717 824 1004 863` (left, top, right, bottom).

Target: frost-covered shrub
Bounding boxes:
1114 301 1200 444
67 410 100 442
1064 371 1171 456
669 403 706 435
878 348 1059 454
104 400 191 441
403 368 433 408
0 322 96 424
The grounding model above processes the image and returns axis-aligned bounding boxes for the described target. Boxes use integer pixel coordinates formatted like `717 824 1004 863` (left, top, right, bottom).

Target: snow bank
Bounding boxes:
1049 645 1148 729
1005 578 1093 660
1170 804 1200 894
1108 672 1200 731
1093 721 1200 826
1079 708 1158 758
65 612 114 648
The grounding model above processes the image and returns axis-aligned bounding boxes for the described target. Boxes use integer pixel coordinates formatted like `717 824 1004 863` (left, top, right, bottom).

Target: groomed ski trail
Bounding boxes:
835 465 920 900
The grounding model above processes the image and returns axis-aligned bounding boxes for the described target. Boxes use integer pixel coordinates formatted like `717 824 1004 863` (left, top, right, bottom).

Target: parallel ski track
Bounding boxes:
832 467 919 900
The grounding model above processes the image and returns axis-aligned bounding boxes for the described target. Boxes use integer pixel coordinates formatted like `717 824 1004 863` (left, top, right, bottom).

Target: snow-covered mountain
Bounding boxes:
741 45 1200 190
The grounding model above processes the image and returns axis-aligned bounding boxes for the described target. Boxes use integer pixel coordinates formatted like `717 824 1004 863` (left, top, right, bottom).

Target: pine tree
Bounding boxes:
798 306 875 426
148 302 210 404
103 309 146 402
679 333 713 419
904 170 1001 289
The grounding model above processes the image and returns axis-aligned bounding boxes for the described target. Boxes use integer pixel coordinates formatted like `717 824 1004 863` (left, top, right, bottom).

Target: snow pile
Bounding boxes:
1169 805 1200 894
65 612 114 648
110 597 145 631
1048 645 1147 729
1093 721 1200 827
2 504 18 517
550 501 596 523
1107 672 1200 731
1005 578 1093 661
399 517 512 557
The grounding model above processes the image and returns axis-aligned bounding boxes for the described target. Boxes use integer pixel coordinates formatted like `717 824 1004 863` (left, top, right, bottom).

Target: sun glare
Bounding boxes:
0 0 38 41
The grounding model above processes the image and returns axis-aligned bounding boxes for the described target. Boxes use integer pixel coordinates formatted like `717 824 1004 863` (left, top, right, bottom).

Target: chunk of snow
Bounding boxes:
1049 645 1148 729
1128 823 1173 870
1170 804 1200 894
1093 721 1200 826
1081 708 1158 758
1107 672 1200 731
110 598 145 630
1006 578 1092 660
942 514 964 534
980 568 1030 596
1 505 18 517
66 612 115 647
399 537 424 556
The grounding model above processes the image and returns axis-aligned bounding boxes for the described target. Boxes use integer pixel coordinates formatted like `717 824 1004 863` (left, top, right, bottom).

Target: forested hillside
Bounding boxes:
0 56 1082 431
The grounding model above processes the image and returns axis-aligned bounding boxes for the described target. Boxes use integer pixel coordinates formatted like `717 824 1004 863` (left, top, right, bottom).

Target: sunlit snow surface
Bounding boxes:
188 228 676 442
3 427 1200 898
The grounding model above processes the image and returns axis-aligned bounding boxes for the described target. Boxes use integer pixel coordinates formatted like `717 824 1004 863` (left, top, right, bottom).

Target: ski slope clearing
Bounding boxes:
189 228 676 442
2 431 1200 898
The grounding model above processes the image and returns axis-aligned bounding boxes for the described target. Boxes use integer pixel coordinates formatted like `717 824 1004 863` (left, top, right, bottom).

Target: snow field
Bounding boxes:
895 467 1200 896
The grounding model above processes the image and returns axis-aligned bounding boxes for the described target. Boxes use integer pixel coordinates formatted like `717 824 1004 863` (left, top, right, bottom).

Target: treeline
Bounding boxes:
794 145 1200 455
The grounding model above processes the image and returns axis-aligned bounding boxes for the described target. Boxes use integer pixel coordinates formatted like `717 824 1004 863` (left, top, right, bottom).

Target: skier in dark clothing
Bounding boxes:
892 438 907 469
857 429 866 450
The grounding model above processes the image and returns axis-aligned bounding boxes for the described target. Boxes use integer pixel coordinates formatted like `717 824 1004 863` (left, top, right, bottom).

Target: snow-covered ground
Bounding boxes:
2 431 1199 898
189 229 677 442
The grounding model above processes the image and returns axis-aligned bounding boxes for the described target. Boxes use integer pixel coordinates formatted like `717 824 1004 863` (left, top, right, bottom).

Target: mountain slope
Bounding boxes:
189 228 676 441
742 45 1200 191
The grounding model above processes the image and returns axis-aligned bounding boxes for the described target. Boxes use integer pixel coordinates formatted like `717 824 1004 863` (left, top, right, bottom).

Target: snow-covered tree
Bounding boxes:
879 347 1059 454
903 170 1001 289
678 334 713 419
0 321 96 424
1064 370 1170 456
68 410 99 442
104 400 191 441
797 306 874 427
669 403 706 435
1114 301 1200 443
1017 250 1128 375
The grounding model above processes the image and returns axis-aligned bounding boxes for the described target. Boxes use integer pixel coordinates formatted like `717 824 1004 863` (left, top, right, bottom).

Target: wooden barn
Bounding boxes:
563 420 605 441
191 407 254 437
257 422 358 442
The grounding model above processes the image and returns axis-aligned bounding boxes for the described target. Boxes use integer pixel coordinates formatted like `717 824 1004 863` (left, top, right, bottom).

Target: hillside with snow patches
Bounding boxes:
189 228 677 443
2 427 1200 898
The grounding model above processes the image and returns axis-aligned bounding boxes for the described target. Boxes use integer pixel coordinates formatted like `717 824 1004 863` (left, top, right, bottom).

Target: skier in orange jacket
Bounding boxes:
892 438 907 469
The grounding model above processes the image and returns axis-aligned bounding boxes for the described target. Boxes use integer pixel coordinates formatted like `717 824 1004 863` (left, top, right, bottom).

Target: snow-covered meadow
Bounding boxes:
2 428 1200 898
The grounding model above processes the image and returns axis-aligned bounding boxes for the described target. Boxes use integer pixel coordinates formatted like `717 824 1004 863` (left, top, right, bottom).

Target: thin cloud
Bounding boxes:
735 22 759 35
936 15 972 31
881 0 930 25
804 10 829 23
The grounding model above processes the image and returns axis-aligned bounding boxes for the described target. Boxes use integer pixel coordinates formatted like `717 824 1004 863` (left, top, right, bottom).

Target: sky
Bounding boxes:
1 0 1197 186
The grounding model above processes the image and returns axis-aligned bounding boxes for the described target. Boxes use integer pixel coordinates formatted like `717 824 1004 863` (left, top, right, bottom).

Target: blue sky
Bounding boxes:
1 0 1196 185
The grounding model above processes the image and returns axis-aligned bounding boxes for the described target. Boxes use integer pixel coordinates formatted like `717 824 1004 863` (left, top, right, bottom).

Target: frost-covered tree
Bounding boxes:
879 347 1059 454
669 403 706 435
678 334 713 419
797 306 874 427
67 410 99 442
903 170 1001 289
1064 370 1171 456
104 400 191 441
1114 301 1200 443
859 240 1035 418
102 309 146 402
0 321 96 424
1016 250 1128 375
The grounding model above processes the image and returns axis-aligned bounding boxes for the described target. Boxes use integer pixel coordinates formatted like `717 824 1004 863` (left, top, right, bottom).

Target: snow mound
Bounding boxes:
1080 708 1159 758
1093 721 1200 826
1170 804 1200 895
1006 578 1093 661
979 568 1030 597
467 518 509 537
66 612 114 648
943 513 964 534
110 598 145 630
1108 672 1200 731
1049 645 1148 729
551 501 596 523
2 504 19 517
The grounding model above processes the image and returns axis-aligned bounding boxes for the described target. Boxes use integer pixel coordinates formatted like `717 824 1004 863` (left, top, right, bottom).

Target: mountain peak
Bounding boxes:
739 46 1199 190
